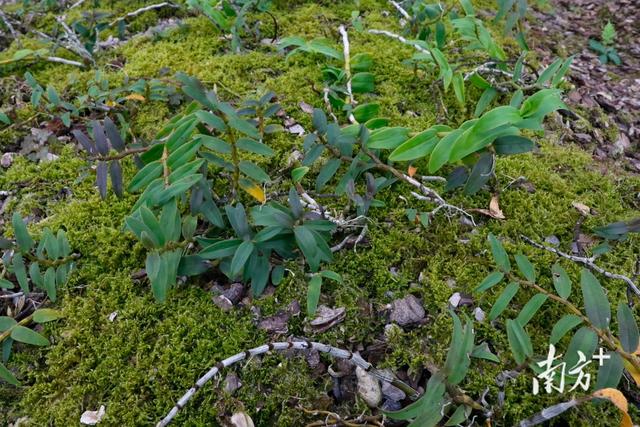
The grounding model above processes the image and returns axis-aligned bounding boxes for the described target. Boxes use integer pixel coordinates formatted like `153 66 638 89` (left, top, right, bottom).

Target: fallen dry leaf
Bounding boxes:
308 305 346 333
489 195 505 219
407 165 417 177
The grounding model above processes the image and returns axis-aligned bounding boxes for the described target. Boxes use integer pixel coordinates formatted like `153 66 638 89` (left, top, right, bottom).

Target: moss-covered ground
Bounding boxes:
0 1 638 426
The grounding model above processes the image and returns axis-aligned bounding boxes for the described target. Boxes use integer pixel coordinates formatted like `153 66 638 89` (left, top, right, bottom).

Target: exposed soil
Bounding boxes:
529 0 640 171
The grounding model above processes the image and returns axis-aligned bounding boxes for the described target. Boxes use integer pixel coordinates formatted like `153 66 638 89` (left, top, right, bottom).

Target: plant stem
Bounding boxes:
507 272 640 372
89 146 150 161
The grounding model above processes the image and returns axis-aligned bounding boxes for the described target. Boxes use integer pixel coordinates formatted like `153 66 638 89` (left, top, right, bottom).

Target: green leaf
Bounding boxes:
536 58 563 86
384 373 445 421
230 241 254 278
236 138 274 157
595 352 623 390
12 253 29 294
12 213 34 252
471 342 500 363
506 319 532 364
488 233 511 272
271 265 285 285
515 254 536 282
617 303 639 353
43 267 56 301
475 271 504 292
367 127 409 150
291 166 309 183
140 206 165 246
197 134 232 154
550 314 583 344
128 160 162 193
488 282 519 321
319 270 342 283
195 110 226 131
352 103 380 123
199 239 242 259
552 55 575 86
428 128 463 173
493 135 534 155
11 325 49 346
0 362 19 385
32 309 64 323
580 269 611 329
519 89 566 121
315 158 341 191
463 152 493 195
351 72 375 93
452 72 465 106
474 87 497 117
0 317 17 331
444 312 474 384
459 0 475 16
564 327 598 369
516 293 547 326
312 108 327 133
239 161 270 183
551 263 571 299
0 113 11 125
294 225 320 271
389 126 449 162
0 278 13 289
307 275 322 316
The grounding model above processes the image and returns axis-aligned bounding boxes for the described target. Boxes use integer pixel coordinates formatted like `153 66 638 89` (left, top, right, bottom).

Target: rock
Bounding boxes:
230 412 254 427
80 406 105 425
389 295 425 326
544 235 560 246
380 370 406 402
1 152 14 168
356 366 382 408
473 307 486 322
224 372 242 394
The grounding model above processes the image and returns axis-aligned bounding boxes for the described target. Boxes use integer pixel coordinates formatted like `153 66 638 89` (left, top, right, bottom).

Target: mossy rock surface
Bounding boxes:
0 1 638 426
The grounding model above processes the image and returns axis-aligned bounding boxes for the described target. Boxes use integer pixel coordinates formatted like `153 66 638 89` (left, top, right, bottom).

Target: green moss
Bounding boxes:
1 1 639 426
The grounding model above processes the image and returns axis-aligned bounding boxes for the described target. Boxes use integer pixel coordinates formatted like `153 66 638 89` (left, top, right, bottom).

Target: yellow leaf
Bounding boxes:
592 388 632 427
125 93 146 102
241 182 266 203
623 359 640 387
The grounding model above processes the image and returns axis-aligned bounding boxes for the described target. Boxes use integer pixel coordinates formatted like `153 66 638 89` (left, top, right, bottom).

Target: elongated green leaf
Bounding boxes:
12 253 28 294
294 225 319 271
315 159 341 191
488 233 511 272
367 127 409 150
564 327 598 369
199 239 242 259
594 352 623 390
474 87 497 117
128 160 162 193
536 58 563 86
0 362 18 385
617 303 639 353
12 213 34 252
580 269 611 329
551 263 572 299
516 294 547 326
494 135 534 155
239 161 270 183
384 373 445 421
0 317 17 332
452 72 465 106
389 126 448 162
444 312 474 384
550 314 583 344
11 325 49 346
43 267 56 301
140 206 165 246
475 271 504 292
506 319 532 364
307 275 322 316
488 282 519 321
230 241 254 278
32 309 64 323
291 167 309 183
515 254 536 282
471 342 500 363
428 128 463 173
463 152 493 195
236 138 274 157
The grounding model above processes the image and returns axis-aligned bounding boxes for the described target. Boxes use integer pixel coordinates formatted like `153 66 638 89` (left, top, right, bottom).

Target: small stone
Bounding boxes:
356 366 382 408
449 292 462 308
80 406 105 425
473 307 486 322
389 295 425 326
257 311 289 334
380 370 406 402
224 372 242 394
1 152 14 168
